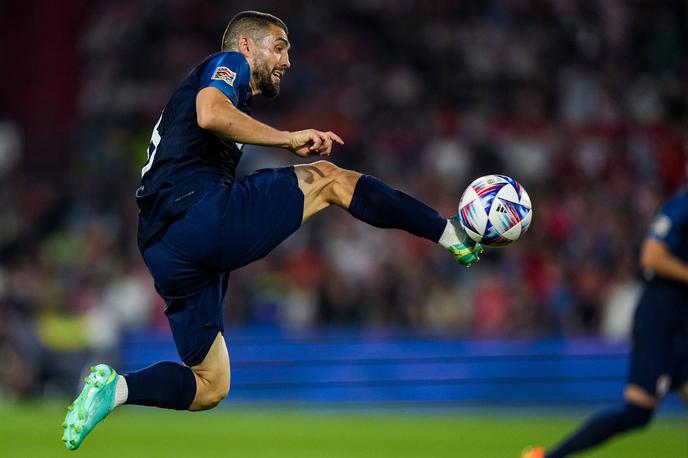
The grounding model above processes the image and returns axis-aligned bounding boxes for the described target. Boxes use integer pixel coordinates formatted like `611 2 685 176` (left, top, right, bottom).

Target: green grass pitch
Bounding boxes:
1 403 685 457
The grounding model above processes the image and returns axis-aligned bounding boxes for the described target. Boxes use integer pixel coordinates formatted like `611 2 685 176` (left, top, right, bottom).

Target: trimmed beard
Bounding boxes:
253 61 280 98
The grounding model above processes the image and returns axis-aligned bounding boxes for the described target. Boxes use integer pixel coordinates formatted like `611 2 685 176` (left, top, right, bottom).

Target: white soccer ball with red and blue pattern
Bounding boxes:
458 174 532 247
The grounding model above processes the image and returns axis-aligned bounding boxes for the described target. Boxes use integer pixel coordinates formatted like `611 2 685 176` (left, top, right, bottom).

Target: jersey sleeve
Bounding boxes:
200 53 251 106
648 197 688 252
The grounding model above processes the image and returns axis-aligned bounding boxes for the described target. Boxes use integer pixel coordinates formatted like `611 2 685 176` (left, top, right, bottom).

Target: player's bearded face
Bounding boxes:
253 59 280 98
250 28 289 99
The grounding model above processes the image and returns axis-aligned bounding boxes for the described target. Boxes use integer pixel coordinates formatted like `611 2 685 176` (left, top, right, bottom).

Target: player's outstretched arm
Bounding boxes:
640 237 688 283
196 87 343 157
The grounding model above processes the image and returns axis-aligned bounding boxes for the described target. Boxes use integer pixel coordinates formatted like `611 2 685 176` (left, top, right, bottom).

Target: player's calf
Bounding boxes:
295 162 482 267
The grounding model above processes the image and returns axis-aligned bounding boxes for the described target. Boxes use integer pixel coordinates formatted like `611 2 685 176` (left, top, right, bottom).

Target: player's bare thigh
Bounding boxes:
294 161 362 222
188 331 231 411
625 384 658 409
681 383 688 406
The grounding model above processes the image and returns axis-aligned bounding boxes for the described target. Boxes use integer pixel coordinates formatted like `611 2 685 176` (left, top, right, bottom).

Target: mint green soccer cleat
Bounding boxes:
62 364 118 450
449 238 483 268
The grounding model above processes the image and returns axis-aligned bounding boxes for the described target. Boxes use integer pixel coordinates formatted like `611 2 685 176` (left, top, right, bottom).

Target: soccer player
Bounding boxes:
522 182 688 458
61 11 483 450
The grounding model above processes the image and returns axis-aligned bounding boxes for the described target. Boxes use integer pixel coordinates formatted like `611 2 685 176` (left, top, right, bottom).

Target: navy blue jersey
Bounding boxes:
645 190 688 293
136 51 252 251
630 190 688 395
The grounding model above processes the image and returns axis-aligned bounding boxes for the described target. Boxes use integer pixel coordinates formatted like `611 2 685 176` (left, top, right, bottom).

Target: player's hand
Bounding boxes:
287 129 344 157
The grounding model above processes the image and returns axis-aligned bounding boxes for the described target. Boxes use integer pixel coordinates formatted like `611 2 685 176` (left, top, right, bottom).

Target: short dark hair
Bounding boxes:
221 11 288 51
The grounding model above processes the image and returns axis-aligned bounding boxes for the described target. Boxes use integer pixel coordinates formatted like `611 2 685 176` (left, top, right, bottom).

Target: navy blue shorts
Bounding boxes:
628 285 688 397
142 167 304 366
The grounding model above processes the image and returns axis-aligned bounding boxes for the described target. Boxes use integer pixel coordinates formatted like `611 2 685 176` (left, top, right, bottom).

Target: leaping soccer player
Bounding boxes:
523 171 688 458
62 11 483 449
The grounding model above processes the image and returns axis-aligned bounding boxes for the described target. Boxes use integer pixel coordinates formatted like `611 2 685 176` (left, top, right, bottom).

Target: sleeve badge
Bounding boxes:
211 66 237 87
651 214 672 238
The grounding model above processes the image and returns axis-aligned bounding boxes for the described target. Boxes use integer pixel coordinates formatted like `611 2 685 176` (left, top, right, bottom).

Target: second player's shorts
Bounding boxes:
141 167 304 366
628 283 688 397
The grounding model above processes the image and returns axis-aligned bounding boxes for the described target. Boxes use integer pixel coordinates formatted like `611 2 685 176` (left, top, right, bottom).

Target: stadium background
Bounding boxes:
0 0 686 456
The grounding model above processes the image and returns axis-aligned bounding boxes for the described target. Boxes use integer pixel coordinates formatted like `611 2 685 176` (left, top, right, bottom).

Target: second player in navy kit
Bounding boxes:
523 189 688 458
62 10 484 449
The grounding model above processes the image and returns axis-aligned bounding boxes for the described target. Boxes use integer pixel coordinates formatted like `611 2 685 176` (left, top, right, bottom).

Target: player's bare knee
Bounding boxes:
296 161 344 207
330 169 361 208
624 384 658 410
295 160 338 194
190 352 231 410
193 377 230 410
309 161 360 207
205 380 230 409
194 395 221 411
295 161 362 217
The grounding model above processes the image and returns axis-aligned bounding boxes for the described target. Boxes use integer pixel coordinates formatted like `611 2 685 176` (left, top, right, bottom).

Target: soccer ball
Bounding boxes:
458 174 532 247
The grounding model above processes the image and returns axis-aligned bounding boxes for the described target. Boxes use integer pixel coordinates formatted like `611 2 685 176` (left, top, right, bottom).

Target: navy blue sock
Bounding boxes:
124 361 197 410
347 175 446 242
547 404 654 458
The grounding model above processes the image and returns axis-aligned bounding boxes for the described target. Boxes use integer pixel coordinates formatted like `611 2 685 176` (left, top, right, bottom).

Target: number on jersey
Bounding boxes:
141 114 162 177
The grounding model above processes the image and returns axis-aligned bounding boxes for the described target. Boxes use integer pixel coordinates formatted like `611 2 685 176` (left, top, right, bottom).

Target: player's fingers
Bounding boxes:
291 145 306 157
313 146 331 157
327 132 344 145
320 134 333 154
312 131 329 152
308 132 323 151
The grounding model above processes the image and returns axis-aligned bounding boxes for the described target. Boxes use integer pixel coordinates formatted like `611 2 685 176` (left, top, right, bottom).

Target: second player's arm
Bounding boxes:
640 237 688 284
196 87 342 156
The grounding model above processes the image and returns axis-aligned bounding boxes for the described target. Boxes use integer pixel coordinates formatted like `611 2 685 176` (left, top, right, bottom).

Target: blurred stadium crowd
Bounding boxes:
0 0 686 396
